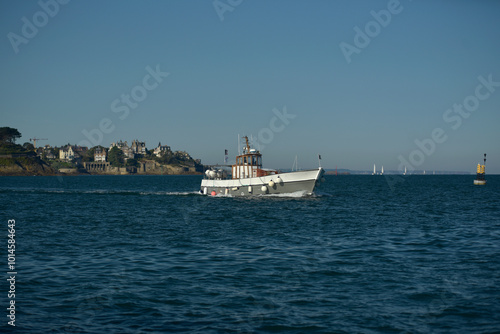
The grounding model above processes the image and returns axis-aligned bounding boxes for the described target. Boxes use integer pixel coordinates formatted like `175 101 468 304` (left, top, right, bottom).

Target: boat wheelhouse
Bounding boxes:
231 137 277 179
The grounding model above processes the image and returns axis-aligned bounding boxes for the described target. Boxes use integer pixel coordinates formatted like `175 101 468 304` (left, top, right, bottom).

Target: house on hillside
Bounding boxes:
59 145 75 161
175 151 191 160
94 147 107 162
153 142 171 157
59 145 88 162
40 145 56 160
45 151 56 160
73 146 88 155
131 140 146 155
110 140 134 159
72 145 87 164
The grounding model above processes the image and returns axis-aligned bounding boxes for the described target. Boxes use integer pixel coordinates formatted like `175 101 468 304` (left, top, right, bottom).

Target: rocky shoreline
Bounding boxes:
0 156 203 176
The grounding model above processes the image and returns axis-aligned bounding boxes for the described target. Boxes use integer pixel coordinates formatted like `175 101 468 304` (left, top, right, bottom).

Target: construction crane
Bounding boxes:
29 137 48 149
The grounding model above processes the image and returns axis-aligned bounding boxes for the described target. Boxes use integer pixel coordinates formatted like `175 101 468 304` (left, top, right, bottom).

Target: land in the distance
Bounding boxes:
0 127 203 176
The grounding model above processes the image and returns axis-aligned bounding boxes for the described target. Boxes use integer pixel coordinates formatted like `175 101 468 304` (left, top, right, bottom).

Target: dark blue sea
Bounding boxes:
1 175 499 333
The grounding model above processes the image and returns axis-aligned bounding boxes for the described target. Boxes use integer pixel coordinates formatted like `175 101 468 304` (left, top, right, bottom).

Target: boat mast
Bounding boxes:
292 155 298 171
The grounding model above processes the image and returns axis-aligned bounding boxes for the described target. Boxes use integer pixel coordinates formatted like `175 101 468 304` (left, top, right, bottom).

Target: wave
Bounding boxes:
1 187 326 198
206 190 320 199
139 191 202 196
261 190 310 198
0 188 202 197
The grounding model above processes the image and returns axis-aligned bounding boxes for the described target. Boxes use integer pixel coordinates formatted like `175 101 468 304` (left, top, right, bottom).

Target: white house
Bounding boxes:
94 147 107 162
153 142 171 157
59 146 75 161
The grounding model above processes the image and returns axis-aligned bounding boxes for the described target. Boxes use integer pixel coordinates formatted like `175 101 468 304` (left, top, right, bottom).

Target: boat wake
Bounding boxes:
207 190 322 199
0 188 202 197
261 190 330 198
260 190 309 197
140 191 202 196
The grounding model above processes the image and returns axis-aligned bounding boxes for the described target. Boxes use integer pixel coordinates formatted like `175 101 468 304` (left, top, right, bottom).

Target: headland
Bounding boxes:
0 127 203 176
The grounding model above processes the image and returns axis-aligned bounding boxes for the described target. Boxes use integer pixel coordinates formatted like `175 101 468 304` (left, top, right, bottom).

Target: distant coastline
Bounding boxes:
324 169 472 175
0 127 204 176
0 154 204 176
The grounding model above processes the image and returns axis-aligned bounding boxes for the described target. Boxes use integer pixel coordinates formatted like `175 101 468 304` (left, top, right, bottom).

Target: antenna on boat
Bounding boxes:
238 134 241 155
318 154 322 168
292 155 298 171
250 134 259 152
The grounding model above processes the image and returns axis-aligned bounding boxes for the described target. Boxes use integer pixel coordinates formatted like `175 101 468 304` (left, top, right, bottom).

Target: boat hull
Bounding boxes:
201 168 325 196
474 179 486 185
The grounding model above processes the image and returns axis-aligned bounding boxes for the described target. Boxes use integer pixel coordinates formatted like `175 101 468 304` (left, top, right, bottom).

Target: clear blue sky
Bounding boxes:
1 0 499 173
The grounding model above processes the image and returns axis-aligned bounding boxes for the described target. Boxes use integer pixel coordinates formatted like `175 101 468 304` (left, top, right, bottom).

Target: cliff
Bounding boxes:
83 160 203 175
0 142 203 176
0 154 56 176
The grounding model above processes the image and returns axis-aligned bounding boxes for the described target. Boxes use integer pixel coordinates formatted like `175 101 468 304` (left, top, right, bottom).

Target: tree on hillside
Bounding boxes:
108 146 125 167
53 147 60 158
125 158 139 167
156 151 173 164
0 127 22 144
23 142 35 151
82 147 95 162
143 148 154 160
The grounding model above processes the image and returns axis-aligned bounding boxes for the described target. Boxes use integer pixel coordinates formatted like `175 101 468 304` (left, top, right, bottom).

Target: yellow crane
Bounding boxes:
29 137 48 149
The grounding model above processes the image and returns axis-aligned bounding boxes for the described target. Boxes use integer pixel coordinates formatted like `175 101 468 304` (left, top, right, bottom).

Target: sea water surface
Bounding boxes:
1 175 499 333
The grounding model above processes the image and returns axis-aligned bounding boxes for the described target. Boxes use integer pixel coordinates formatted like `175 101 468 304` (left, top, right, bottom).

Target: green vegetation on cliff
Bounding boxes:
0 153 54 176
108 146 125 167
0 127 21 144
0 127 55 175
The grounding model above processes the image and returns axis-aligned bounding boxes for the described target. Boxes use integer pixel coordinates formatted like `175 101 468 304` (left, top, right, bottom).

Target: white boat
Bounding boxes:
201 137 325 196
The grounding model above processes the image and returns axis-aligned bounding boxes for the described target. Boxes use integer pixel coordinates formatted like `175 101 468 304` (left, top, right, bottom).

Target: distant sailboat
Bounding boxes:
404 166 407 175
381 166 384 175
372 164 376 175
